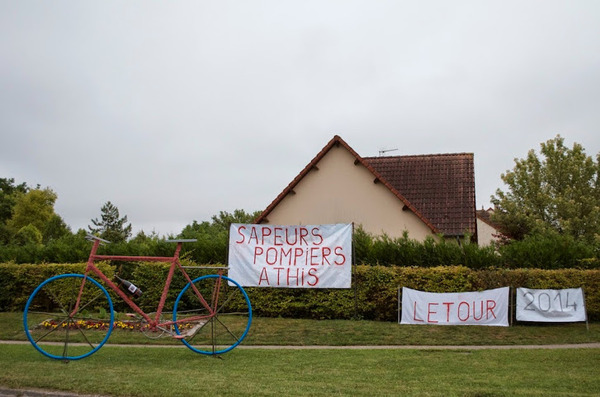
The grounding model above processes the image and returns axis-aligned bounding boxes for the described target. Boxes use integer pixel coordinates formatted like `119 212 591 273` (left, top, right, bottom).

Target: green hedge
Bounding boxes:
2 263 599 321
0 262 115 312
236 265 600 321
2 228 598 270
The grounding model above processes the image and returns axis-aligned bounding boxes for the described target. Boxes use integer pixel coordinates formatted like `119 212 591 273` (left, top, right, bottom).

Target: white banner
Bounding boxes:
516 288 587 322
228 223 352 288
400 287 510 327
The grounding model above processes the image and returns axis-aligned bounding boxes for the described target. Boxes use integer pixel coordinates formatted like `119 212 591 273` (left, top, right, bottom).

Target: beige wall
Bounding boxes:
477 218 500 246
262 145 435 241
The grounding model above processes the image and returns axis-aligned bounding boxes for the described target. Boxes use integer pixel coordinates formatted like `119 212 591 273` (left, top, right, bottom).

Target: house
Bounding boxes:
476 208 504 246
255 135 477 242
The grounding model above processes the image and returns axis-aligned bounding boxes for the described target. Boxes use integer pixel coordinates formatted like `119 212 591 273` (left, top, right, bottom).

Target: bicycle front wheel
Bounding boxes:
23 274 114 360
173 274 252 355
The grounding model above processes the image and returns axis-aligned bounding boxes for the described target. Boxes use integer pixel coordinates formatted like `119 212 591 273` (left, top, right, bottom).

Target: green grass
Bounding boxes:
2 312 600 396
0 344 599 396
2 312 599 346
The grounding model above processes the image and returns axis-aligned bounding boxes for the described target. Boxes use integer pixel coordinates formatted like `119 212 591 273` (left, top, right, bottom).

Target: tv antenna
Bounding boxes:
378 148 398 157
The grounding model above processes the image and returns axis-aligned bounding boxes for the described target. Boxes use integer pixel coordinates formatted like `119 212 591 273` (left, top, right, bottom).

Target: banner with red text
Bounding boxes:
400 287 509 326
228 223 352 288
516 288 587 322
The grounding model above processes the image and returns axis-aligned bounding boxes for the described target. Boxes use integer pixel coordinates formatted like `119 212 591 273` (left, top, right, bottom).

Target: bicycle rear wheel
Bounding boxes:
23 274 114 360
173 274 252 355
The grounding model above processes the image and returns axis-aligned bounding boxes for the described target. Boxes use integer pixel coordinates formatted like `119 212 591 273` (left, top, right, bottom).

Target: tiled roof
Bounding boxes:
364 153 476 237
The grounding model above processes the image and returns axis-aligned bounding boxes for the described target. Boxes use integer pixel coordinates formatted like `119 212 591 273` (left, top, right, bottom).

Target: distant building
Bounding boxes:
476 208 504 246
256 135 477 242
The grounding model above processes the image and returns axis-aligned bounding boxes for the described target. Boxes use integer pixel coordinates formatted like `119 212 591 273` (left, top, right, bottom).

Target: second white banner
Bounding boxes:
400 287 510 327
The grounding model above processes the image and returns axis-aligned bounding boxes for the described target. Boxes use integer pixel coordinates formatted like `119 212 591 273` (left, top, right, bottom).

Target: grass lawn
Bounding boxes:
2 311 599 346
0 344 599 396
2 312 599 396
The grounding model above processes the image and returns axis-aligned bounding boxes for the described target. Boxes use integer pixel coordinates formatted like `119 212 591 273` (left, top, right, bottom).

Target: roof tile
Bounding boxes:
364 153 476 237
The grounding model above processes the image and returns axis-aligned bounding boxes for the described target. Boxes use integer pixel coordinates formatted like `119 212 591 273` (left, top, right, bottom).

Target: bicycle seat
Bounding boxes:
86 234 111 244
165 239 197 243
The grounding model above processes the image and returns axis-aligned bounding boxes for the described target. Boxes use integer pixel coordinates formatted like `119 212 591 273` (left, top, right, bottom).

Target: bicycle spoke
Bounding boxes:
74 322 97 350
46 287 70 316
173 274 251 355
62 319 71 358
214 315 242 343
24 274 114 360
27 310 71 325
214 291 235 315
33 317 70 344
211 318 215 354
76 289 110 314
185 319 211 342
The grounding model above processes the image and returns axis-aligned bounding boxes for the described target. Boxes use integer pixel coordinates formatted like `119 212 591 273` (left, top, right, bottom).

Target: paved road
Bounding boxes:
2 340 600 350
0 387 109 397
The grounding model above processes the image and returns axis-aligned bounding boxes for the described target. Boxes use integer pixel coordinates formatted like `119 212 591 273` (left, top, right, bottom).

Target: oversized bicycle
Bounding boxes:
23 235 252 360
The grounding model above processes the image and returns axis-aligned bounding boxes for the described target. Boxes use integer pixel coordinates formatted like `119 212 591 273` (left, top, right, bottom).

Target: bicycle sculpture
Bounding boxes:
23 235 252 360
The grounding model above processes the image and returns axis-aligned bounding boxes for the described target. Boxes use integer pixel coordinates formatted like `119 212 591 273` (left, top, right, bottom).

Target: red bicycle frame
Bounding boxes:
72 237 219 333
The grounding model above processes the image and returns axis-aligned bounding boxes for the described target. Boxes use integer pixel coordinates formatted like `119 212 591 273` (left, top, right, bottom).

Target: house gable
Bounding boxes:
256 135 437 240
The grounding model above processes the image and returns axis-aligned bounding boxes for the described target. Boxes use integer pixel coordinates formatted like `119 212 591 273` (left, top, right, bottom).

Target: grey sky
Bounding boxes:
1 1 599 236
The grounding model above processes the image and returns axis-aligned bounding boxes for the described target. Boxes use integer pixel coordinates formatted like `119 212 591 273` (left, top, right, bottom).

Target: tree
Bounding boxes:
180 209 261 237
0 178 29 243
43 213 71 242
178 209 262 263
7 188 56 232
491 135 600 242
5 187 69 243
89 201 132 243
0 178 29 223
14 224 43 245
210 209 262 231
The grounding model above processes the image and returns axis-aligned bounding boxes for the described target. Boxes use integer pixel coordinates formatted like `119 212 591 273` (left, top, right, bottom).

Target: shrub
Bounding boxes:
0 226 597 271
3 263 598 321
0 262 114 311
498 231 598 269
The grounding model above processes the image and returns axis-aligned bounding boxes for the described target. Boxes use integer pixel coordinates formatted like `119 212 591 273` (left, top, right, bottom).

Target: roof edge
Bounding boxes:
254 135 343 224
364 152 474 159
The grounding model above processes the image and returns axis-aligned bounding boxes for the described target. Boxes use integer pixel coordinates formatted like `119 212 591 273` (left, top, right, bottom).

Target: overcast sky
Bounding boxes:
1 1 599 236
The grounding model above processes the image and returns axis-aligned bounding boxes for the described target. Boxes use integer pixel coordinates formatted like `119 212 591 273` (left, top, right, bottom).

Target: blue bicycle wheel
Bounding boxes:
24 274 114 360
173 274 252 355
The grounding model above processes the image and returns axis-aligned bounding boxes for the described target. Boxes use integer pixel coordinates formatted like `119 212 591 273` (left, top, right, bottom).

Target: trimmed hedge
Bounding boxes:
0 262 115 312
2 229 598 270
1 263 599 321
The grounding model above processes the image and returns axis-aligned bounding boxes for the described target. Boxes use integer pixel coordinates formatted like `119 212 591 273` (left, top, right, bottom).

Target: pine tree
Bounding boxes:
89 201 132 243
